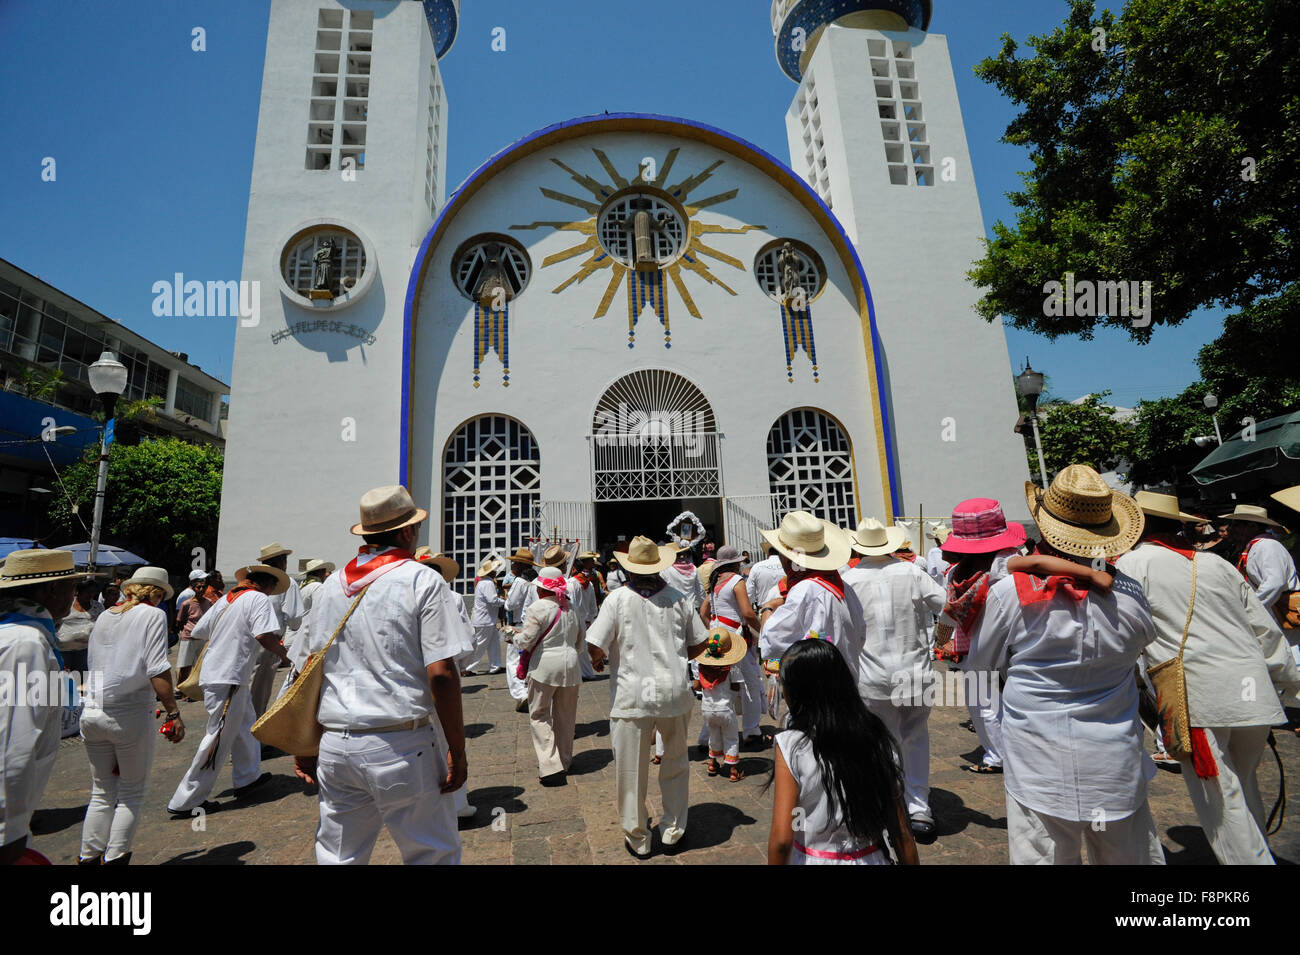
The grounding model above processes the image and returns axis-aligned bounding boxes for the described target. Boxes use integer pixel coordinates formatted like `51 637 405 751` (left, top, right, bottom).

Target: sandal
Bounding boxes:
729 766 745 782
706 758 719 776
651 755 661 765
962 763 1003 775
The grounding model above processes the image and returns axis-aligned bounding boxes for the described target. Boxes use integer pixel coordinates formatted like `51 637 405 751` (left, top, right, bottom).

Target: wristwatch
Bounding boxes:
166 711 181 722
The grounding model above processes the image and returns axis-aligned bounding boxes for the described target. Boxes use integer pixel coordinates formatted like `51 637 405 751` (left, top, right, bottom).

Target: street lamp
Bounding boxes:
86 351 128 574
1015 358 1049 488
1203 393 1223 446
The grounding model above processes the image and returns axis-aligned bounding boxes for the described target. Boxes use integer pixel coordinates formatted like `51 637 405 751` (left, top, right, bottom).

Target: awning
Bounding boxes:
1189 410 1300 491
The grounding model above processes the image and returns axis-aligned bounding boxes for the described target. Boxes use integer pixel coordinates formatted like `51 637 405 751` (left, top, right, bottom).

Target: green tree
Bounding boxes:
1031 391 1134 482
970 0 1300 340
44 437 223 572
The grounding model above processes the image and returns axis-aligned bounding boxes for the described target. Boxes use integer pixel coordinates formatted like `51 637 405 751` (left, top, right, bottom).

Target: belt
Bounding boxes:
342 716 431 735
794 841 879 861
711 614 741 630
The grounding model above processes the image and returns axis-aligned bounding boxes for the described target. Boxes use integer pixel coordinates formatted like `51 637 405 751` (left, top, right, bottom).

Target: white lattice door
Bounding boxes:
766 409 857 528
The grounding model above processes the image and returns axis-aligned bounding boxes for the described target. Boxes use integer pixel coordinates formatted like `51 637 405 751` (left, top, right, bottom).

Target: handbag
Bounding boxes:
252 585 368 757
175 588 248 698
1148 553 1198 761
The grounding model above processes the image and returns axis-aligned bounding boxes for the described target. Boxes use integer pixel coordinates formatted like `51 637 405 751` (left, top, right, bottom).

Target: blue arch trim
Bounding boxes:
775 0 932 82
400 111 902 519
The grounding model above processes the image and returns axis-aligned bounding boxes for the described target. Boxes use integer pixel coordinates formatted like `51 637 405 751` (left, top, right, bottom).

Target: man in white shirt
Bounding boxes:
250 542 304 719
167 562 290 815
925 526 952 586
569 554 600 680
757 511 863 680
661 546 704 610
1222 505 1299 632
586 536 709 858
842 519 947 841
975 466 1164 865
1119 492 1300 864
0 549 87 865
284 559 332 652
173 568 207 628
464 557 505 675
505 546 541 710
746 542 783 612
296 485 472 864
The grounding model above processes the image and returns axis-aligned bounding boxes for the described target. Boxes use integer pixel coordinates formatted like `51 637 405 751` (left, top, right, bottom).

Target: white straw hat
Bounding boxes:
122 565 174 600
847 518 907 557
614 536 677 574
761 510 852 571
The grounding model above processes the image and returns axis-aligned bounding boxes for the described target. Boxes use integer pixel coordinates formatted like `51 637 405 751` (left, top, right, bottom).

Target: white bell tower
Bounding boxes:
772 0 1032 520
216 0 460 573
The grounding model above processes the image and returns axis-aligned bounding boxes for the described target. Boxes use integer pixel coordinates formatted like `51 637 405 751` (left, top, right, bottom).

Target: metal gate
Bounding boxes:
721 493 783 558
532 500 596 556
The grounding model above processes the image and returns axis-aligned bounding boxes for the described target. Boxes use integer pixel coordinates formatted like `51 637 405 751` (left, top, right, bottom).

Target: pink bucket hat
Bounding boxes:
943 498 1027 555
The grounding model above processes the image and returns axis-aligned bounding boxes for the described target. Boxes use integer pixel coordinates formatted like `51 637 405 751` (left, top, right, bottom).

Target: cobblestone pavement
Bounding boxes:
29 655 1299 865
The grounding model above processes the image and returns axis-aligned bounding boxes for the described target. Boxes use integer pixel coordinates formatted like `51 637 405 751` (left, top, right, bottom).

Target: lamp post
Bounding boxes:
86 352 128 574
1203 393 1223 446
1016 359 1049 488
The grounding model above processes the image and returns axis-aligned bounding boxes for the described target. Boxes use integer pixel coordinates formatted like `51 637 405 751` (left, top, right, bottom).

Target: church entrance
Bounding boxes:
594 498 722 554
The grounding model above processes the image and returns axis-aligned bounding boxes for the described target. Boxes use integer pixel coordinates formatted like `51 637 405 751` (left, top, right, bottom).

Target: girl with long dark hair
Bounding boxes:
767 639 918 865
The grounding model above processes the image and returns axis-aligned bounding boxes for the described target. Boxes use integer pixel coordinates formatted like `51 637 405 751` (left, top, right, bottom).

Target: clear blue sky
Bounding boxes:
0 0 1222 406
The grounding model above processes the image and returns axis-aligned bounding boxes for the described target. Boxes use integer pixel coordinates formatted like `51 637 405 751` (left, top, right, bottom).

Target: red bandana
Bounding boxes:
789 569 845 600
225 583 260 604
892 551 918 563
342 545 414 597
1145 536 1197 560
1013 572 1092 607
570 573 590 589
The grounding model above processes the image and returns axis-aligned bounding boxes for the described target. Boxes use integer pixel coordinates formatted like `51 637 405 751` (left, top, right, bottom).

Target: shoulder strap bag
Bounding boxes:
1148 554 1198 761
251 585 368 757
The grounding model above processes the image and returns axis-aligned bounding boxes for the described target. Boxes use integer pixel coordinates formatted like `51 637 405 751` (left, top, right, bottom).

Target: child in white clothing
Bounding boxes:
693 627 748 781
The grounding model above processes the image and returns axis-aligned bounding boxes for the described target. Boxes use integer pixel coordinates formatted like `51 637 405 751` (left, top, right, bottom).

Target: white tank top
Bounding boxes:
710 571 743 628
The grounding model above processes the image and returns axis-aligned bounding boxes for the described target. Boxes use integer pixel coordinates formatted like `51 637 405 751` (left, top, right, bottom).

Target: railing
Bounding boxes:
589 432 722 501
532 500 596 554
722 493 784 556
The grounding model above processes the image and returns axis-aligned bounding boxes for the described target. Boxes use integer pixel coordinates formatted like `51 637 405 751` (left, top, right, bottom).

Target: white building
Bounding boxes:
217 0 1029 588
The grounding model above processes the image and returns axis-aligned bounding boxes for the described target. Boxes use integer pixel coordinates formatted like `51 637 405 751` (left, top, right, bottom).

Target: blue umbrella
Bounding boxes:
0 538 45 560
58 542 149 568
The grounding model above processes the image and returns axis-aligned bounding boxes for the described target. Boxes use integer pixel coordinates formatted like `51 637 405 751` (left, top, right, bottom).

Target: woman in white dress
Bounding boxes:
78 567 186 864
767 639 918 865
512 567 585 784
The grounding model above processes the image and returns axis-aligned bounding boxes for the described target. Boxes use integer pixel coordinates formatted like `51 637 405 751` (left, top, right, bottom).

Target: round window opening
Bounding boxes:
282 228 368 302
754 238 827 306
452 234 532 309
596 191 688 269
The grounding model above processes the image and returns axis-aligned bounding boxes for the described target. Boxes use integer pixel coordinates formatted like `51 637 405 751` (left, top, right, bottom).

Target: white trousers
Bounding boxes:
176 637 204 669
168 684 260 812
866 697 931 820
612 712 690 855
315 724 460 865
705 709 740 763
79 704 157 861
1006 794 1165 865
1180 725 1274 865
968 692 1004 768
527 680 579 777
504 642 528 700
462 624 502 672
736 646 763 736
579 636 596 679
249 646 280 718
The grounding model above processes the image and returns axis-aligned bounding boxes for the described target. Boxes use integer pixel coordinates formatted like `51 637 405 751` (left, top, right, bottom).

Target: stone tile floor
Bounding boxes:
29 660 1300 865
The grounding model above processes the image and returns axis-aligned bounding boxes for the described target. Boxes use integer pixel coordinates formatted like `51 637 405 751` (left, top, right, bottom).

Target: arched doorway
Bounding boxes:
590 369 722 549
442 415 540 592
766 408 857 528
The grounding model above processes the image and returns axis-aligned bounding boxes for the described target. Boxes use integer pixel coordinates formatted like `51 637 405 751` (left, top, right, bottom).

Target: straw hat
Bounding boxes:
349 485 428 536
121 566 174 600
614 536 677 574
712 545 744 568
1133 491 1200 523
507 546 536 567
761 510 851 571
691 625 749 666
234 563 290 596
412 547 457 583
301 558 336 577
541 544 570 567
847 518 907 557
0 549 91 590
932 525 951 544
1272 486 1300 516
259 541 292 562
577 550 599 562
1218 503 1286 530
534 566 569 597
1025 465 1144 559
476 556 504 578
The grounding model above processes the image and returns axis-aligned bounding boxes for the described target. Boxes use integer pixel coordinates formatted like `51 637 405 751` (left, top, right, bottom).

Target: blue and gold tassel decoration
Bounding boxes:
780 301 819 383
627 269 670 348
473 301 510 388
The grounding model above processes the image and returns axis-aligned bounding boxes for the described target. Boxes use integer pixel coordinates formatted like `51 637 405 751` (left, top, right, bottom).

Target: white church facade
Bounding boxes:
216 0 1029 590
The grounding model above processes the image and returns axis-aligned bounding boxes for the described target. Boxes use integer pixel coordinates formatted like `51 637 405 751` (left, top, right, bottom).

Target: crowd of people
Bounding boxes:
2 469 1298 866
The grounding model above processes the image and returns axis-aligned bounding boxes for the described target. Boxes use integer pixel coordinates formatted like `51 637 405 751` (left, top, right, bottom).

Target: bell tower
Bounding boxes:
771 0 1032 520
216 0 460 573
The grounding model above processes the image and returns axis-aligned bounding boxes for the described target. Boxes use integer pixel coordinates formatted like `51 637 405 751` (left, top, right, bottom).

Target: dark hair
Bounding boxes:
247 571 279 591
363 528 406 549
1143 515 1187 538
773 640 906 852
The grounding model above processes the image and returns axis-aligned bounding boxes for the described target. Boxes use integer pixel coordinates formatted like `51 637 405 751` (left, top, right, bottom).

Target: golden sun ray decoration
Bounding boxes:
511 148 765 349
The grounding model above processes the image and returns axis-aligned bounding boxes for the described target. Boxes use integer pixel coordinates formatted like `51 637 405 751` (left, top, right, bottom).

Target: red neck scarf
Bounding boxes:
698 664 729 690
342 545 414 597
944 567 991 633
1145 535 1197 559
788 569 844 600
1013 572 1093 607
1238 536 1270 576
570 572 590 588
225 582 260 604
893 551 918 563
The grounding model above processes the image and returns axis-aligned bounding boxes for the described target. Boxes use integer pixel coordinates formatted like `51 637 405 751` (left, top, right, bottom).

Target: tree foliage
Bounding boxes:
1031 391 1134 481
44 437 223 572
970 0 1300 340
